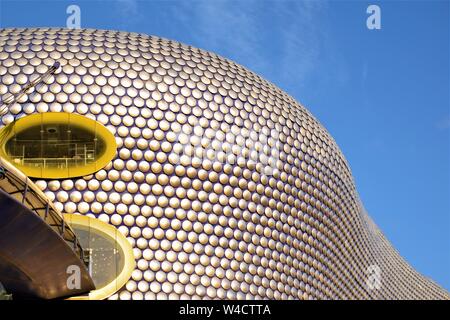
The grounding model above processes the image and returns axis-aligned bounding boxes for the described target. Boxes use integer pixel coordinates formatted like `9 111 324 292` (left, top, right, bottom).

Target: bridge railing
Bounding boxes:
0 157 88 267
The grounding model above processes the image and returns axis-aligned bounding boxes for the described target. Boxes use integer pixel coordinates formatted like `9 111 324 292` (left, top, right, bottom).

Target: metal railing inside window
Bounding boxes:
7 140 100 168
4 124 105 169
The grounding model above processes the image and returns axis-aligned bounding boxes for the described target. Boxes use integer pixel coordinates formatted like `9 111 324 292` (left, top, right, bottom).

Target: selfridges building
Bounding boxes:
0 28 448 300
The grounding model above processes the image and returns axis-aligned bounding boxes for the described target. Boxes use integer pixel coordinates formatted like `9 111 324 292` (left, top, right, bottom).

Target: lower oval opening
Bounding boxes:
64 214 135 300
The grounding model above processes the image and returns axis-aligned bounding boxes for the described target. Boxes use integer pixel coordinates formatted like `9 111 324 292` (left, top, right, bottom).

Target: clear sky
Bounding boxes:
0 0 449 291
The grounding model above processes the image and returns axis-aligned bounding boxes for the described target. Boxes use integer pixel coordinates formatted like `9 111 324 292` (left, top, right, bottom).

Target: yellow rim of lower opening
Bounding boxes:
64 214 136 300
0 112 117 179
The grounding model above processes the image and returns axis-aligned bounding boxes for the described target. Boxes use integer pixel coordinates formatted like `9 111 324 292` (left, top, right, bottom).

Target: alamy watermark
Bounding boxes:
367 4 381 30
171 125 281 177
366 264 382 290
66 4 81 29
66 264 81 290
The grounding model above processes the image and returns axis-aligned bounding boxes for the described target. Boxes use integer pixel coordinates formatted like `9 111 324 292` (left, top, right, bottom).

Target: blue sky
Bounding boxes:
0 0 449 291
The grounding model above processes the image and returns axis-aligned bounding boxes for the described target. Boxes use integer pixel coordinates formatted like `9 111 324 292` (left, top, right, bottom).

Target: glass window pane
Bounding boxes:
72 225 125 289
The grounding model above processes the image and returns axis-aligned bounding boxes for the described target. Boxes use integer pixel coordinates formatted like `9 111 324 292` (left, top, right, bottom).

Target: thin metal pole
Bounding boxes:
22 180 28 204
61 214 65 236
44 202 49 220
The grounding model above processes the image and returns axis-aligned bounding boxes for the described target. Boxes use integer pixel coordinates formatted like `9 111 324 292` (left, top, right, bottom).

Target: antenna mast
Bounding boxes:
0 61 60 117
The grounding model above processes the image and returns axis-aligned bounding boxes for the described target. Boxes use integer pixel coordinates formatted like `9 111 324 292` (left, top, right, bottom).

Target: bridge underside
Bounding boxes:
0 160 95 299
0 188 95 299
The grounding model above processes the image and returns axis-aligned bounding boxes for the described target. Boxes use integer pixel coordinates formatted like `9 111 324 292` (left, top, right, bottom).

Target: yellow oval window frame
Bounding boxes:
0 112 117 179
64 214 136 300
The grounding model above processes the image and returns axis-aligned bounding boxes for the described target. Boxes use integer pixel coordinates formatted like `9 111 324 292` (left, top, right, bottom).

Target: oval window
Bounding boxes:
64 214 135 300
0 113 117 179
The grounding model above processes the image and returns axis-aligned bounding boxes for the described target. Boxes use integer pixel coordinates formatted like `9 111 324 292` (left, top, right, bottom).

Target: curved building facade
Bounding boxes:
0 28 448 300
